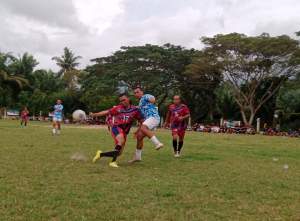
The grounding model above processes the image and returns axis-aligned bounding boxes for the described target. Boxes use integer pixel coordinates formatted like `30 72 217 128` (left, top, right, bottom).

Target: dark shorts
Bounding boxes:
171 123 187 138
111 126 127 144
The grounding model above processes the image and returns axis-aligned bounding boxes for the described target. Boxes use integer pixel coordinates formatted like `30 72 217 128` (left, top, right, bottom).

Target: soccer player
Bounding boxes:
52 99 64 135
164 95 190 157
20 106 29 127
129 87 163 163
91 94 143 168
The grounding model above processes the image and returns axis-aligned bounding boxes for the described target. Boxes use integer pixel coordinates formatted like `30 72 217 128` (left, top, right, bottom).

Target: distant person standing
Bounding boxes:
52 99 64 135
20 107 29 127
164 95 190 157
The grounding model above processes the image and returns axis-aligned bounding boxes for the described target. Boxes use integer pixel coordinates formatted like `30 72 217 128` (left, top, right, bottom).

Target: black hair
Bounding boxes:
133 86 143 91
119 93 128 97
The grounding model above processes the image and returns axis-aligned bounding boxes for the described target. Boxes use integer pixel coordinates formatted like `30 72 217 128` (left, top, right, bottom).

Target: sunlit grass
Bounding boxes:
0 120 299 221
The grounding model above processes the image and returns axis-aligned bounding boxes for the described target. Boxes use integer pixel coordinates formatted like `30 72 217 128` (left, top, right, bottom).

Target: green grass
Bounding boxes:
0 120 300 221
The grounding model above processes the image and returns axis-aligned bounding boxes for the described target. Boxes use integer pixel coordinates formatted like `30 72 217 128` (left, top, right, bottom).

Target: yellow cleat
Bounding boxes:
109 161 119 168
92 150 102 163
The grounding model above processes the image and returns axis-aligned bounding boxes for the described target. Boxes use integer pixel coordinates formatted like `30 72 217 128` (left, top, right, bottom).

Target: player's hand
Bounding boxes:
177 117 184 121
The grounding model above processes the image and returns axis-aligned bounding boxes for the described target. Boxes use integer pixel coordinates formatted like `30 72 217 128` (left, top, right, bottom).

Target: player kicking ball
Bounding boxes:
129 87 164 163
164 95 190 157
52 99 63 135
90 94 142 168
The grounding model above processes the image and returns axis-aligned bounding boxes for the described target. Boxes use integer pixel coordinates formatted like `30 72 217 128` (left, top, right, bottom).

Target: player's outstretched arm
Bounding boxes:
90 110 109 117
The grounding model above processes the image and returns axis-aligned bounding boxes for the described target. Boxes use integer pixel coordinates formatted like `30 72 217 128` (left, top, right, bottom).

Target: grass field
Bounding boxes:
0 120 300 221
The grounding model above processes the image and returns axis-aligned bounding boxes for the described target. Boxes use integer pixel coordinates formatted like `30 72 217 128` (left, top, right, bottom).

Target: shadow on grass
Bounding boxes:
181 154 220 162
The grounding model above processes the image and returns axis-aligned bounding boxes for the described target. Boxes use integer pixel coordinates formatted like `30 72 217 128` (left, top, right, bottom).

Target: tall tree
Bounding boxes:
52 47 82 90
201 33 300 125
91 44 195 108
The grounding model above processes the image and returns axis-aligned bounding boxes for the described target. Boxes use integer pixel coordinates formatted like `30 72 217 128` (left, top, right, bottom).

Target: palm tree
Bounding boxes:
52 47 82 76
0 53 29 109
12 52 39 77
0 70 29 90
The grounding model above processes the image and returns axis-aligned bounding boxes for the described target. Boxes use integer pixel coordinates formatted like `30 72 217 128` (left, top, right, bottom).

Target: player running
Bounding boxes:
129 87 163 163
164 95 190 157
91 94 143 168
52 99 64 135
20 106 29 127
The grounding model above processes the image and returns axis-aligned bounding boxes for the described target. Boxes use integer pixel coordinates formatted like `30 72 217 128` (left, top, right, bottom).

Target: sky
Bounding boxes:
0 0 300 70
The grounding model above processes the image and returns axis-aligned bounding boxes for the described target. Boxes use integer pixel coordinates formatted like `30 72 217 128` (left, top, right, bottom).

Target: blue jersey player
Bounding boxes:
129 87 164 163
52 99 63 135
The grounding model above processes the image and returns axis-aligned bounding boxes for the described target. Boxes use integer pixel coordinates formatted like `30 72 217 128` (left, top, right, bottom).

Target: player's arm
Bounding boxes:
145 94 156 104
178 113 190 121
90 110 109 117
164 110 171 127
178 108 190 121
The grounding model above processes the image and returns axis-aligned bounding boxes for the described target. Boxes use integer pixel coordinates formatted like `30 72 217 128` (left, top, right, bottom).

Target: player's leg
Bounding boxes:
52 120 57 135
56 120 61 134
93 127 126 167
129 129 145 163
177 130 186 156
24 118 28 126
140 118 163 150
172 130 179 156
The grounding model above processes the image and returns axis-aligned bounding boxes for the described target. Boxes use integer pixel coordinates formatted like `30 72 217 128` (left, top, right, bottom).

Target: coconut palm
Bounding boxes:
52 47 82 75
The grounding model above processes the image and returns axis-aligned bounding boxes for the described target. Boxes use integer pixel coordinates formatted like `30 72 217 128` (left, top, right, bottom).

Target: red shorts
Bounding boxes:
171 128 186 138
21 116 29 121
111 126 127 145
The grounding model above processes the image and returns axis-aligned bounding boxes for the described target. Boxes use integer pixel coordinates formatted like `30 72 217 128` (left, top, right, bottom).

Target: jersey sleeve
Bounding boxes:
144 94 155 102
183 105 190 115
109 106 119 115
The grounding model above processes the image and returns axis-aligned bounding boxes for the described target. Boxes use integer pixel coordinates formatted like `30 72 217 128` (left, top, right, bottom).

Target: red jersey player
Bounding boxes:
164 95 190 157
90 94 143 168
20 107 29 127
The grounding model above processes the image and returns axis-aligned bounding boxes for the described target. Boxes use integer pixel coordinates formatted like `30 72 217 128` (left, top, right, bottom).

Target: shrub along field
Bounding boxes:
0 120 299 221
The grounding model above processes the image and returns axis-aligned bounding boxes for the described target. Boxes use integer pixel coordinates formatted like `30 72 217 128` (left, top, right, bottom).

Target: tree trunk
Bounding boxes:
240 110 249 126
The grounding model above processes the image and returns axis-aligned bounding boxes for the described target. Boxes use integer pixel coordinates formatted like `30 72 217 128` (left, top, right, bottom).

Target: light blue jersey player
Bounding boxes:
129 87 164 163
139 94 160 125
52 99 63 135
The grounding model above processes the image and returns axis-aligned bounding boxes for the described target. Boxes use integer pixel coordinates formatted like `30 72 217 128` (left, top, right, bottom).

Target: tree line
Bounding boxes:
1 32 300 129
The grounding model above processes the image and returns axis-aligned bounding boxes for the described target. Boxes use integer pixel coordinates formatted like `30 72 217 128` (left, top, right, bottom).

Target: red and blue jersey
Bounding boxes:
109 105 143 134
168 104 190 129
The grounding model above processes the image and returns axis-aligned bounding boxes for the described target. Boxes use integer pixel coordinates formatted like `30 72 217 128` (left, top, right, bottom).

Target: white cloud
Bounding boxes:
0 0 299 70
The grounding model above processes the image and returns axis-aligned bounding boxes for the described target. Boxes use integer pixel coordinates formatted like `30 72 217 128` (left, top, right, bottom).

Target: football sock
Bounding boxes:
172 140 178 153
135 149 142 160
100 145 122 162
178 141 184 152
150 136 161 146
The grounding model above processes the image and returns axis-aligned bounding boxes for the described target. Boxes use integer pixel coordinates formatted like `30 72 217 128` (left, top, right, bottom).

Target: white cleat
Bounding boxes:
174 152 180 158
128 158 142 164
155 143 164 150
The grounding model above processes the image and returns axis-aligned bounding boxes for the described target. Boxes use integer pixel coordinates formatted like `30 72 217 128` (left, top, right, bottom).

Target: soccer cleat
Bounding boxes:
128 158 142 164
155 143 164 150
92 150 102 163
109 161 119 168
174 152 180 158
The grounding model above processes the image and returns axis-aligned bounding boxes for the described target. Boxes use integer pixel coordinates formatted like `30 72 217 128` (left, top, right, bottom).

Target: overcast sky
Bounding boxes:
0 0 300 70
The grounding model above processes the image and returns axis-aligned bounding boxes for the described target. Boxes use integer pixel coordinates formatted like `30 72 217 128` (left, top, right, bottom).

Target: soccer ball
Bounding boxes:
72 110 87 122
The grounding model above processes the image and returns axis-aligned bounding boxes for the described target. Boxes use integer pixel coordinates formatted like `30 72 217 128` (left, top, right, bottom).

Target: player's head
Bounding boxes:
56 99 62 104
173 95 182 105
119 93 130 106
133 86 144 99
